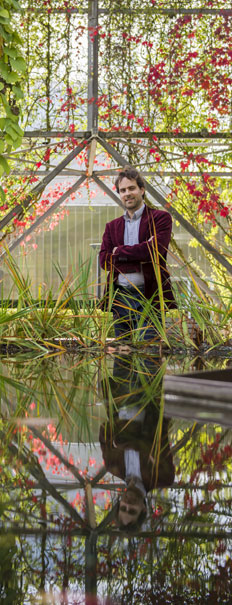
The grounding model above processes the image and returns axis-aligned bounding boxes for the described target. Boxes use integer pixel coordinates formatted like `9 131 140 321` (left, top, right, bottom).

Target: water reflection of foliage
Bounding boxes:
0 354 232 603
0 352 102 442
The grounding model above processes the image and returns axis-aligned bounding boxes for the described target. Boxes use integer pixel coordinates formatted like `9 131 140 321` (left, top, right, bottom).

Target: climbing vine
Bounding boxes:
0 0 231 289
0 0 26 197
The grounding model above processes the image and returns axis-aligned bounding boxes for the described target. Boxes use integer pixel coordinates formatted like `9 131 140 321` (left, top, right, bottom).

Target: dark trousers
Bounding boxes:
112 285 160 341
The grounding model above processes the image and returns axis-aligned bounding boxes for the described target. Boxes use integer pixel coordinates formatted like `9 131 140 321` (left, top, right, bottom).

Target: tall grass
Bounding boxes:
0 248 231 351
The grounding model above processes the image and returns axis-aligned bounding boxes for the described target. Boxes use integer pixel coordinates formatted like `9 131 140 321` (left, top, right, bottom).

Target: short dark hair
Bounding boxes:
115 166 146 199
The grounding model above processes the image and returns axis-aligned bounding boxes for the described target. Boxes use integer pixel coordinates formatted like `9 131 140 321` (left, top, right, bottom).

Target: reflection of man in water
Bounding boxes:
99 356 175 528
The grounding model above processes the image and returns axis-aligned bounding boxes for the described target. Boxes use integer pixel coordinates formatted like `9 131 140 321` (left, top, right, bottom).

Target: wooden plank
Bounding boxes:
85 482 97 529
164 375 232 403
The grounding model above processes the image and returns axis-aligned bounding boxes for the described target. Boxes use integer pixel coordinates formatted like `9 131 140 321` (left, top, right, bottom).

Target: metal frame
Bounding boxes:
1 0 232 277
4 419 232 599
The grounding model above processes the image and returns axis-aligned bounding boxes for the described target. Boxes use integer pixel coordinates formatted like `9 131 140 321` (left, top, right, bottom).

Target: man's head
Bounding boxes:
117 479 147 528
115 167 145 216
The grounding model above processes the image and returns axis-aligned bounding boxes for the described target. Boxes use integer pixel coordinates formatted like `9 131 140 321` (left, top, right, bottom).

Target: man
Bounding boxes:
99 166 176 341
99 355 175 529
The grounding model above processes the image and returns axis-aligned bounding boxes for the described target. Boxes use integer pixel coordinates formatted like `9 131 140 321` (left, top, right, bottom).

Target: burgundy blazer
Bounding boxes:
99 205 176 309
99 416 175 492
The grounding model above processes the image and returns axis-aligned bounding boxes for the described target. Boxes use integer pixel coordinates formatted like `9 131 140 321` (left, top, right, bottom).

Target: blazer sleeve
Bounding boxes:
99 222 114 271
114 212 172 263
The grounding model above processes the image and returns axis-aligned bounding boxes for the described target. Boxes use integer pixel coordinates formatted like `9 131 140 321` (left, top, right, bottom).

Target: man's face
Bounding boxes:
118 177 144 215
118 487 146 527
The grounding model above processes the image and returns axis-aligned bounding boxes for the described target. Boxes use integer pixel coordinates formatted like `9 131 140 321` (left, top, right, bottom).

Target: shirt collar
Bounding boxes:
124 203 145 221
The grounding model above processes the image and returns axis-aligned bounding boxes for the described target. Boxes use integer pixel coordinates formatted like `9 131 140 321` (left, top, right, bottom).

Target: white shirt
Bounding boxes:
119 405 146 496
117 203 145 287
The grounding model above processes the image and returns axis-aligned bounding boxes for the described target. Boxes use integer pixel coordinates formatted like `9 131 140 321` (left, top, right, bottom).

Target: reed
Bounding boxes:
0 248 230 351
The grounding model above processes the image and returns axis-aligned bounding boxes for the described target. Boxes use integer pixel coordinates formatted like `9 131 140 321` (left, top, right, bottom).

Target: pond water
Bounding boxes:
0 350 232 604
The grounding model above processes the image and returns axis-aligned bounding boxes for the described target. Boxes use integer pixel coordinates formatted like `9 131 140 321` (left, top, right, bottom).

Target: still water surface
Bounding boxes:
0 351 231 604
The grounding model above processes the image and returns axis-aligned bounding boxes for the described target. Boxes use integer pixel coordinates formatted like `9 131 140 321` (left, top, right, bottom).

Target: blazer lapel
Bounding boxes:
116 216 125 246
139 206 156 242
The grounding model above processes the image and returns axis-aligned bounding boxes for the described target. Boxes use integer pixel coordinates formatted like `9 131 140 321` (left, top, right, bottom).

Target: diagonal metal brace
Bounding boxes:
0 176 86 260
0 137 92 232
97 135 232 276
91 173 123 208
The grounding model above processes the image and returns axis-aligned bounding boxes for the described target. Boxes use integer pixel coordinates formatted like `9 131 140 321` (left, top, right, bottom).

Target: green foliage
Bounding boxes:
0 249 231 350
0 0 25 196
0 533 22 604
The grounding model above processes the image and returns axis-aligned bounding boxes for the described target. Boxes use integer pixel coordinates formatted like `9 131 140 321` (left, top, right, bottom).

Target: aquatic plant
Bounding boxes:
0 248 231 352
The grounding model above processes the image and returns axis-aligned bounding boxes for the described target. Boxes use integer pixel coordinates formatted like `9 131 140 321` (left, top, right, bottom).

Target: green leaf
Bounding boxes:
0 9 10 19
0 82 4 91
0 24 11 42
1 23 13 34
6 71 19 84
10 57 27 73
9 121 23 136
4 106 19 121
0 64 9 80
0 118 5 130
9 0 22 10
0 17 10 25
12 31 23 45
0 155 10 176
5 134 14 146
12 84 24 99
0 93 7 110
11 136 21 149
5 124 18 140
0 186 6 202
4 47 18 59
0 140 4 153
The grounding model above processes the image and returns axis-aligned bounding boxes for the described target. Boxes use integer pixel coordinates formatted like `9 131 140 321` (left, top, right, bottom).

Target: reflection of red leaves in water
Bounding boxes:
152 504 163 518
190 434 232 483
215 541 227 556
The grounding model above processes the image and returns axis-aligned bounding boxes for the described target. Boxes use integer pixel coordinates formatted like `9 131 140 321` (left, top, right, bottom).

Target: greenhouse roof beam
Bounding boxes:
3 526 232 539
23 130 232 140
88 0 98 134
10 170 232 178
99 8 232 16
24 8 232 16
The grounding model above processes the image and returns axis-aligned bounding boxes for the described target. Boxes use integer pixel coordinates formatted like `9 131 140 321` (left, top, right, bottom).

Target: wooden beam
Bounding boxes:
88 139 97 175
85 483 97 529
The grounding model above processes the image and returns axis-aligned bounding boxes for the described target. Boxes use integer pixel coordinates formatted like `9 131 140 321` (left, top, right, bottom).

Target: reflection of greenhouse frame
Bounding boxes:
2 420 232 600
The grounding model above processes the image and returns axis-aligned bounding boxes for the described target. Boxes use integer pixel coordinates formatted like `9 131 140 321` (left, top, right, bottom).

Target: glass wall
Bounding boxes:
1 200 216 300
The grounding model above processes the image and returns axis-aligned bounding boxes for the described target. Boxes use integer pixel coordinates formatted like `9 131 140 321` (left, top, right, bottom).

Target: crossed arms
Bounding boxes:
99 211 172 271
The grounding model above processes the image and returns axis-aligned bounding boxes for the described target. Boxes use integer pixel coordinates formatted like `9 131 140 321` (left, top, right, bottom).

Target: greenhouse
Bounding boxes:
0 1 232 603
